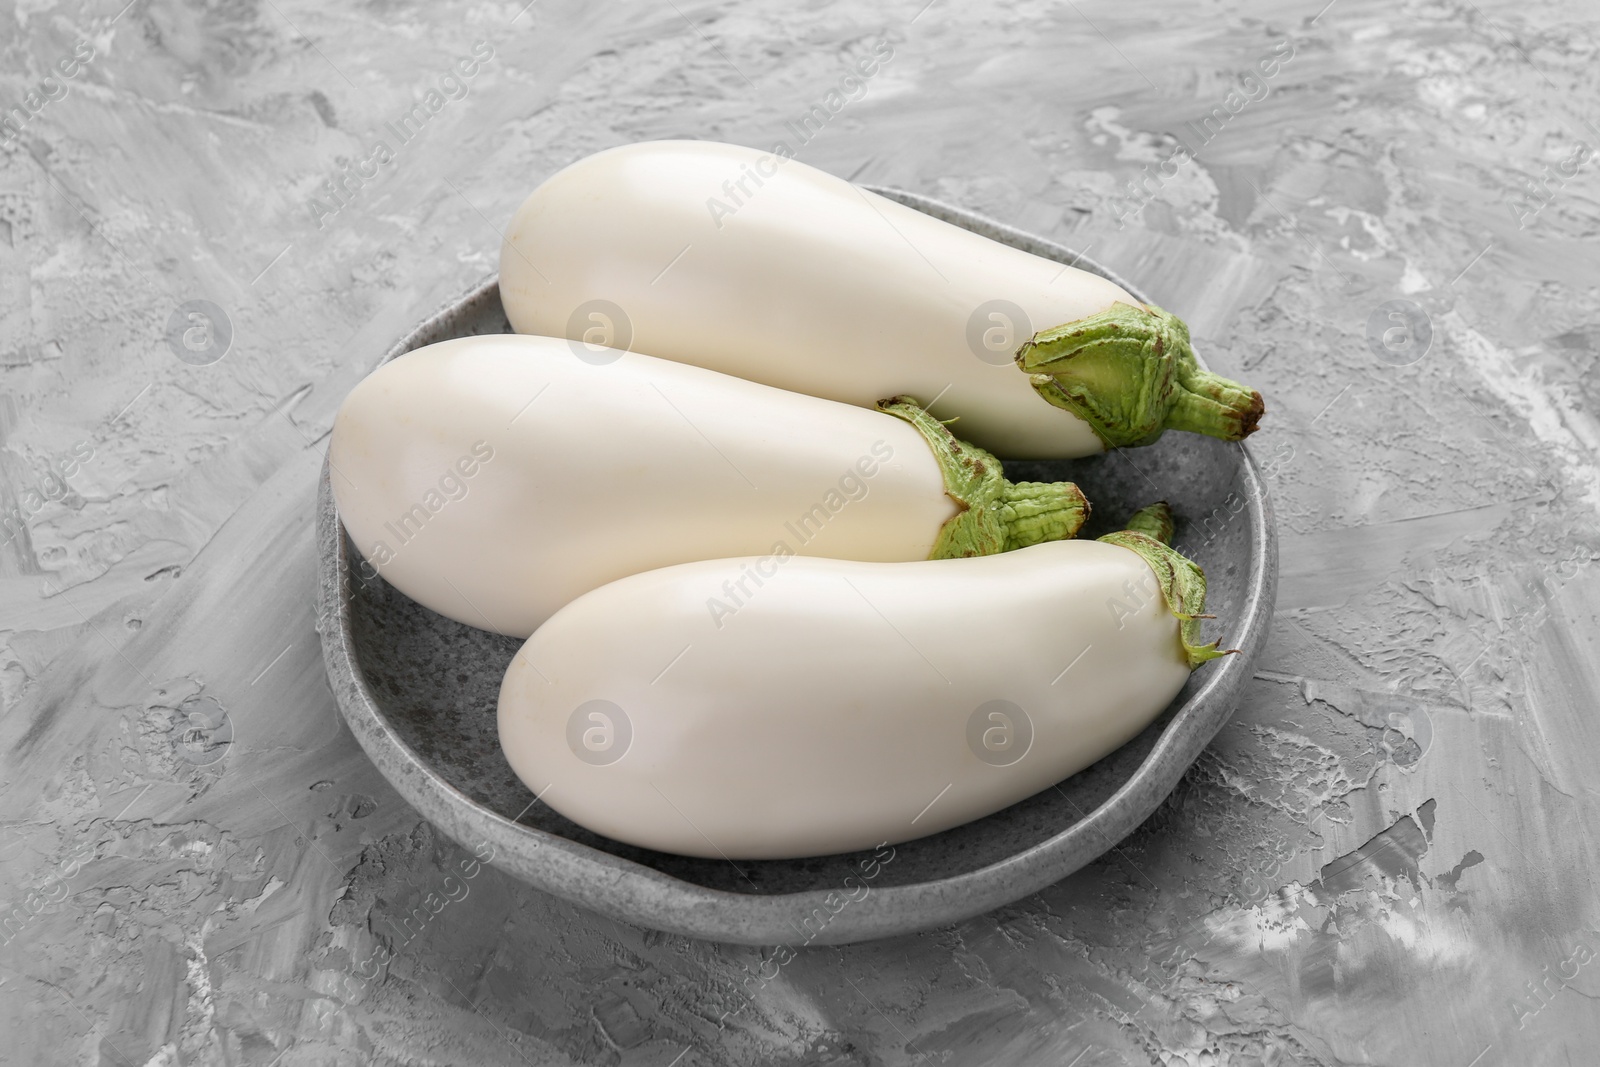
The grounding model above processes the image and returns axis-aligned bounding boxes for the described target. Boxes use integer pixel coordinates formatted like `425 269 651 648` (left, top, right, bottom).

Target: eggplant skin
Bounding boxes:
498 539 1192 859
500 139 1128 459
329 334 960 637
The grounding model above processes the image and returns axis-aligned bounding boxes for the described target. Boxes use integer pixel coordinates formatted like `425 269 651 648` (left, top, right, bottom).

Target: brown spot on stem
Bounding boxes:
1237 390 1265 439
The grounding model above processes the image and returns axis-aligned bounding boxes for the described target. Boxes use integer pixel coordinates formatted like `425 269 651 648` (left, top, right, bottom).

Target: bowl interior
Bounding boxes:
341 287 1257 896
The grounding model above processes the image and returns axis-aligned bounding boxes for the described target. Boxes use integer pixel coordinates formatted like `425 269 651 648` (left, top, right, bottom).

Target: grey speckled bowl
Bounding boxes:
315 187 1278 946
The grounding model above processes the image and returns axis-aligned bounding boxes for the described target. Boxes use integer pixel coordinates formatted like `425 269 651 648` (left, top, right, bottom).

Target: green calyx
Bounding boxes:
1097 502 1235 670
879 396 1089 558
1015 302 1265 449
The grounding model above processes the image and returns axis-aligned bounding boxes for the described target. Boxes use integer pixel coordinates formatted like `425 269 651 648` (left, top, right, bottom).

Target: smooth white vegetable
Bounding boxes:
498 506 1226 859
499 139 1262 459
329 334 1086 637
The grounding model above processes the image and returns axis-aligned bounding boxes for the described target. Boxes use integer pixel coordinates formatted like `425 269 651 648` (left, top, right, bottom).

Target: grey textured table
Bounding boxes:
3 1 1597 1064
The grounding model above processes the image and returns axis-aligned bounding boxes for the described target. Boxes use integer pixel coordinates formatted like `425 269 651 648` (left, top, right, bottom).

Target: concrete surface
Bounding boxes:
3 0 1599 1063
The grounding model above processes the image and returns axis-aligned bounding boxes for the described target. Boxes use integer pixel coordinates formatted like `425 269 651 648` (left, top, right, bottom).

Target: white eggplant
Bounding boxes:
329 334 1087 637
499 139 1262 459
497 504 1229 859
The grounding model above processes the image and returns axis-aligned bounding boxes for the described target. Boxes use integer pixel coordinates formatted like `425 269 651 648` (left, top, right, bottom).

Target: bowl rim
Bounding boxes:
315 186 1278 946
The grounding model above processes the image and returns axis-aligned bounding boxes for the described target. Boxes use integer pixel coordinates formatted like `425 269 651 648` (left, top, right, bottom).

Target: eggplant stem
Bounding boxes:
1017 302 1264 448
878 396 1090 557
1098 502 1237 669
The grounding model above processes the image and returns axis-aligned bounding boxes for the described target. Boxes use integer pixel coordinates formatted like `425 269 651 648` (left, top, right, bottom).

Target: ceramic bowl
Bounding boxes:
315 187 1278 946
